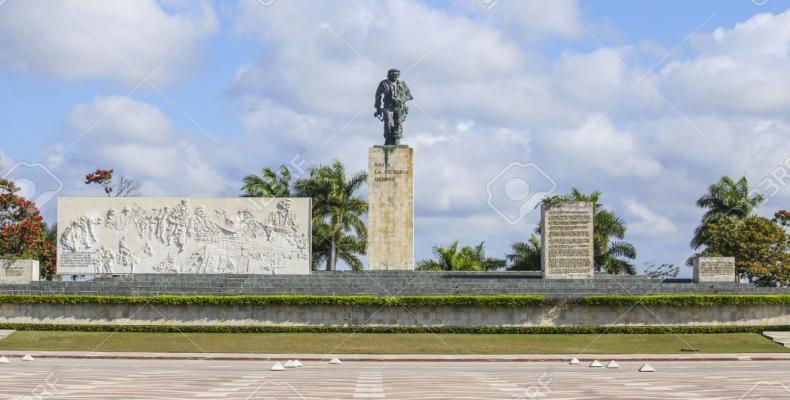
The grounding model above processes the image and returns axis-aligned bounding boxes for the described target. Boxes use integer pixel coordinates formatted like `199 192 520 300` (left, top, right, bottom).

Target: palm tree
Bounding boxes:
691 176 764 249
417 240 505 271
506 234 541 271
312 221 366 271
542 189 637 274
295 161 367 271
241 165 292 197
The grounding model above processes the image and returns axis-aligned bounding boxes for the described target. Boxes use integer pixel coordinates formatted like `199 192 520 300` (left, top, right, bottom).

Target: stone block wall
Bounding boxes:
0 302 787 328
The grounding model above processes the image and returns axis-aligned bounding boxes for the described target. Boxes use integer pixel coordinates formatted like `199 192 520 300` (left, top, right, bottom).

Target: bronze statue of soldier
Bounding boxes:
374 68 413 145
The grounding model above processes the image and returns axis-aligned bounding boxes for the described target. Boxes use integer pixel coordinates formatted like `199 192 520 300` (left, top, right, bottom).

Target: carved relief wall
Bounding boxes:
57 198 311 275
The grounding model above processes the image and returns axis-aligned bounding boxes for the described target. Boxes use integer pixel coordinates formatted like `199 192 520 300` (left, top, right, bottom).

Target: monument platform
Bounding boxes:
0 272 787 297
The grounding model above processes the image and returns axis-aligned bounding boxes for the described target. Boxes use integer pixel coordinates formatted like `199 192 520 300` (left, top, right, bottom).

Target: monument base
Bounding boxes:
367 145 414 270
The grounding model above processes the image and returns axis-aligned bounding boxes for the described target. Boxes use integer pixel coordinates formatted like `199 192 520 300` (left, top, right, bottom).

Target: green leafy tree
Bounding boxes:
241 162 368 271
311 220 366 271
295 161 367 271
694 216 789 286
417 240 505 271
0 178 56 279
506 234 541 271
691 176 764 249
241 165 292 197
541 189 637 274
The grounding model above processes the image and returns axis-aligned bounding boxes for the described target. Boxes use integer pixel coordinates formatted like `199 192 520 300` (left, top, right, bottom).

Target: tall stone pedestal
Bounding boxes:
541 201 594 279
368 145 414 270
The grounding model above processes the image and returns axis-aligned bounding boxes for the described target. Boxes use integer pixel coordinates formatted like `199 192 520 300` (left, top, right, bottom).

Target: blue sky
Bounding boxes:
1 0 790 275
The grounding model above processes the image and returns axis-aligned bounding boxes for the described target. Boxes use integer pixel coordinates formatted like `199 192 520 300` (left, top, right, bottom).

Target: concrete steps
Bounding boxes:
0 271 786 297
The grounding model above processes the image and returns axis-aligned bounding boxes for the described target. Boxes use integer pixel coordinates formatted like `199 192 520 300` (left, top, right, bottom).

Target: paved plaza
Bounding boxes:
0 358 788 399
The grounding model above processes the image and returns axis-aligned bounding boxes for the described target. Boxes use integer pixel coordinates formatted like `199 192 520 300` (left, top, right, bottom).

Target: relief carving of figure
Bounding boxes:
99 246 116 274
59 215 103 252
118 236 138 272
60 198 308 275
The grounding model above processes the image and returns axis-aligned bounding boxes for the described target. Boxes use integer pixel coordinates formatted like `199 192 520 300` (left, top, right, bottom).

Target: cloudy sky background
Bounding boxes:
2 0 790 275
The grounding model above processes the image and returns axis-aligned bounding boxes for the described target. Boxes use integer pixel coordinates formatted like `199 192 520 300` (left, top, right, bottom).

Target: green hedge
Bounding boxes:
0 294 546 308
0 323 786 334
582 295 790 307
0 294 788 307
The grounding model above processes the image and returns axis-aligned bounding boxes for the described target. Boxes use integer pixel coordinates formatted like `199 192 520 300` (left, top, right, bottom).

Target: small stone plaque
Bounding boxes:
0 260 39 284
541 201 594 279
693 256 735 283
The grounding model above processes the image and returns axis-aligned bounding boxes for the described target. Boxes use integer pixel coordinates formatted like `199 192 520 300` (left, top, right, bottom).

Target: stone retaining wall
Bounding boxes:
1 302 787 327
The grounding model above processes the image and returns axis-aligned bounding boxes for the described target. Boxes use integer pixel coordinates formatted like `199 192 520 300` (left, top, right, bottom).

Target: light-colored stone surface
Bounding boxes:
1 303 787 327
0 260 39 283
0 359 788 399
763 331 790 348
57 197 311 275
367 146 414 270
693 256 736 283
541 202 594 279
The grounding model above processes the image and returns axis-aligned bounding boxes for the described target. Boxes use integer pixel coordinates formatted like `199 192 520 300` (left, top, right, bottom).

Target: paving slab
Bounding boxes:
0 350 789 362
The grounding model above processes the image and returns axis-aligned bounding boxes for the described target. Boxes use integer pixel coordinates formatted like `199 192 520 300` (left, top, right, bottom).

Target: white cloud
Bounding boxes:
661 11 790 116
468 0 582 40
0 0 216 85
48 96 229 197
623 198 677 236
548 115 662 178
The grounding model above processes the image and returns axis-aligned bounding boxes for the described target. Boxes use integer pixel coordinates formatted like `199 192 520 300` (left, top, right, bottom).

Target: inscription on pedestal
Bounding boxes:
541 202 594 279
0 260 39 283
693 257 735 283
368 146 414 270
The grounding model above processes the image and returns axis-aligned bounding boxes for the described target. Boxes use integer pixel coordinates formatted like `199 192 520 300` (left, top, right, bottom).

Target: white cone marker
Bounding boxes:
21 355 34 362
329 357 342 365
589 360 603 367
0 356 9 364
639 363 655 372
569 357 580 365
294 360 303 367
284 360 298 368
270 362 286 371
606 360 620 369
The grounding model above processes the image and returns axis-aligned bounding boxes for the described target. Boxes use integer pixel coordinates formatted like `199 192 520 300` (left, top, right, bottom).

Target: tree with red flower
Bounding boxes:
0 178 56 279
85 168 141 197
774 210 790 228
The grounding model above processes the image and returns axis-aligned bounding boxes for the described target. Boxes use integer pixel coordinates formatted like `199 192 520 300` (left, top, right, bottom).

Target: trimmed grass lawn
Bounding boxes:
0 332 787 354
